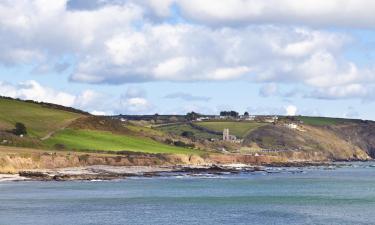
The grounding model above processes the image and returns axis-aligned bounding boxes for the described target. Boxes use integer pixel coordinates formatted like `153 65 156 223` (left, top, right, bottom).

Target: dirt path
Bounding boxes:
40 118 81 141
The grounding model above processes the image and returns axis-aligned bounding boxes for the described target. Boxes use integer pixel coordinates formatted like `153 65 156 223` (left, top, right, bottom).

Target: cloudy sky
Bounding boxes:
1 0 375 119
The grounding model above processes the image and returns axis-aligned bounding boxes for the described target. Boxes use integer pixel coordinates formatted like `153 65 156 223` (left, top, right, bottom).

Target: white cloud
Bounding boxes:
90 110 113 116
121 97 151 113
307 84 375 100
75 89 105 108
176 0 375 28
118 86 153 113
0 80 76 106
1 0 375 101
285 105 298 116
153 57 191 79
70 24 354 86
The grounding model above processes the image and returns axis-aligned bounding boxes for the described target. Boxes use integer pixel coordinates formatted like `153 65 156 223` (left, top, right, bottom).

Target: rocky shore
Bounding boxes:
0 161 336 181
0 164 264 181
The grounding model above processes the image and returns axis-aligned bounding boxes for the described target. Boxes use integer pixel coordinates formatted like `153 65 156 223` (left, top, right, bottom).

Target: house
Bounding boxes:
286 123 298 129
245 115 256 121
260 116 278 123
196 117 210 122
240 115 255 121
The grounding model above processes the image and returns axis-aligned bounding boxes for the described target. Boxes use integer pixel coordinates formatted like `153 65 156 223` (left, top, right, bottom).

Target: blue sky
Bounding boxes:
0 0 375 119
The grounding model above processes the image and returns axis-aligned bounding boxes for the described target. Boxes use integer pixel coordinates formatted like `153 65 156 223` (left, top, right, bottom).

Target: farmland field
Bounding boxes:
157 124 221 140
195 121 266 138
296 116 348 126
44 129 203 154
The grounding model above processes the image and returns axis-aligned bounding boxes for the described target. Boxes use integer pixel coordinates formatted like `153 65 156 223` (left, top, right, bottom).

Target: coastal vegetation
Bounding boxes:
1 96 375 166
43 129 203 154
0 98 83 137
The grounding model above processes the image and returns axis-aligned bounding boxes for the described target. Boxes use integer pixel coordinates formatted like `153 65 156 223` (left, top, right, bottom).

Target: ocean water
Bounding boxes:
1 163 375 225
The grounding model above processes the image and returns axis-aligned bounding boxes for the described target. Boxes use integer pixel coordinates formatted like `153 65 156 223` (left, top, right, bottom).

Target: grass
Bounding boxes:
194 121 266 138
157 124 221 140
0 98 83 138
296 116 348 126
44 129 203 155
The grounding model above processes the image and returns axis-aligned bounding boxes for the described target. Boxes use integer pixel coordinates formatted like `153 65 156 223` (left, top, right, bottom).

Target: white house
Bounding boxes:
286 123 298 129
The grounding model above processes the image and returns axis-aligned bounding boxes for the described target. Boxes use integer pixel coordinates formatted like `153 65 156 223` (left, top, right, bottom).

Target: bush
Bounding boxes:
173 141 195 148
181 131 194 138
54 143 66 150
13 122 27 136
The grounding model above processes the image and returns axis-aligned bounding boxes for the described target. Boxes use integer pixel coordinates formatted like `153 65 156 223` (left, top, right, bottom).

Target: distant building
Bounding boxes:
196 117 210 122
223 128 237 141
264 116 278 123
245 115 255 121
286 123 298 129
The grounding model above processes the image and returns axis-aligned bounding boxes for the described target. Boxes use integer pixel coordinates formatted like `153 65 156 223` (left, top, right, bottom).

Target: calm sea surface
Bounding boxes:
1 163 375 225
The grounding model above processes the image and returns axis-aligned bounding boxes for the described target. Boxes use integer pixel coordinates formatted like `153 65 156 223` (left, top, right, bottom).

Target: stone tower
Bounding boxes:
223 128 229 141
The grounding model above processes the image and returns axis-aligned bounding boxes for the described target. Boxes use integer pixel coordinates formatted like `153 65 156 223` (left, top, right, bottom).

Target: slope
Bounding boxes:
0 97 85 138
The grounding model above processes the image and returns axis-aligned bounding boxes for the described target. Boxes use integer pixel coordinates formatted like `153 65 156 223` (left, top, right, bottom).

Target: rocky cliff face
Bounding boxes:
243 123 371 161
327 121 375 158
0 146 291 173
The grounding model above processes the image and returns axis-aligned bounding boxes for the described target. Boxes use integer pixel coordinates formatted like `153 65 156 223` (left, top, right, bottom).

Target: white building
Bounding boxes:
286 123 298 129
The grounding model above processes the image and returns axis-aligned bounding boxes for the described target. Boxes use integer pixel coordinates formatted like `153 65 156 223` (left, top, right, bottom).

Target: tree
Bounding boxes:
220 111 239 118
244 112 249 117
186 111 200 121
13 122 27 136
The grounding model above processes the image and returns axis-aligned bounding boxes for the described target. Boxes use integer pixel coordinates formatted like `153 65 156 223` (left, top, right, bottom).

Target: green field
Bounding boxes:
0 98 83 137
158 124 221 140
195 121 266 138
44 129 203 154
296 116 348 126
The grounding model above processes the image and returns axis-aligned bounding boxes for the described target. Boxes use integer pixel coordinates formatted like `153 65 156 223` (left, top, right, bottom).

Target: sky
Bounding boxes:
1 0 375 119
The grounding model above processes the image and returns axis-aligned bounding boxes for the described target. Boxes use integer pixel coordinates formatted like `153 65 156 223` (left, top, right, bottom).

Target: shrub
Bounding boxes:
173 141 195 148
54 143 66 150
13 122 27 136
181 131 194 138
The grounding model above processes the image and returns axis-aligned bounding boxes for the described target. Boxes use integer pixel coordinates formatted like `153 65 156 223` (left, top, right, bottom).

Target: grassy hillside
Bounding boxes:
44 129 203 155
157 124 221 140
0 98 83 138
195 121 266 138
296 116 348 126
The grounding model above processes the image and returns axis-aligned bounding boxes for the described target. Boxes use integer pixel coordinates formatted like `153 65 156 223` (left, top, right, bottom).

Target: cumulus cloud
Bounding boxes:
164 92 211 101
176 0 375 28
118 86 153 113
285 105 298 116
90 110 113 116
1 0 375 101
306 84 375 100
0 80 115 115
0 80 76 106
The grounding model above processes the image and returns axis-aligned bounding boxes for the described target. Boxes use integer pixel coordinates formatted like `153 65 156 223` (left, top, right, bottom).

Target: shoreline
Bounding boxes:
0 162 338 182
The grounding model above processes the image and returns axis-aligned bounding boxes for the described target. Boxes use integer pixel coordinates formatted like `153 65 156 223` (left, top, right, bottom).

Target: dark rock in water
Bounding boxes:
177 165 240 175
19 171 53 181
253 166 265 171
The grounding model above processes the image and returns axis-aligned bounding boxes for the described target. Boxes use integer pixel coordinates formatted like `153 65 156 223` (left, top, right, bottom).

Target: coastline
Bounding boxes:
0 162 335 182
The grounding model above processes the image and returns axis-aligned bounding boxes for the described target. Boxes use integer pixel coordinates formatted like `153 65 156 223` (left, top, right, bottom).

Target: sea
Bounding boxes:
1 162 375 225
